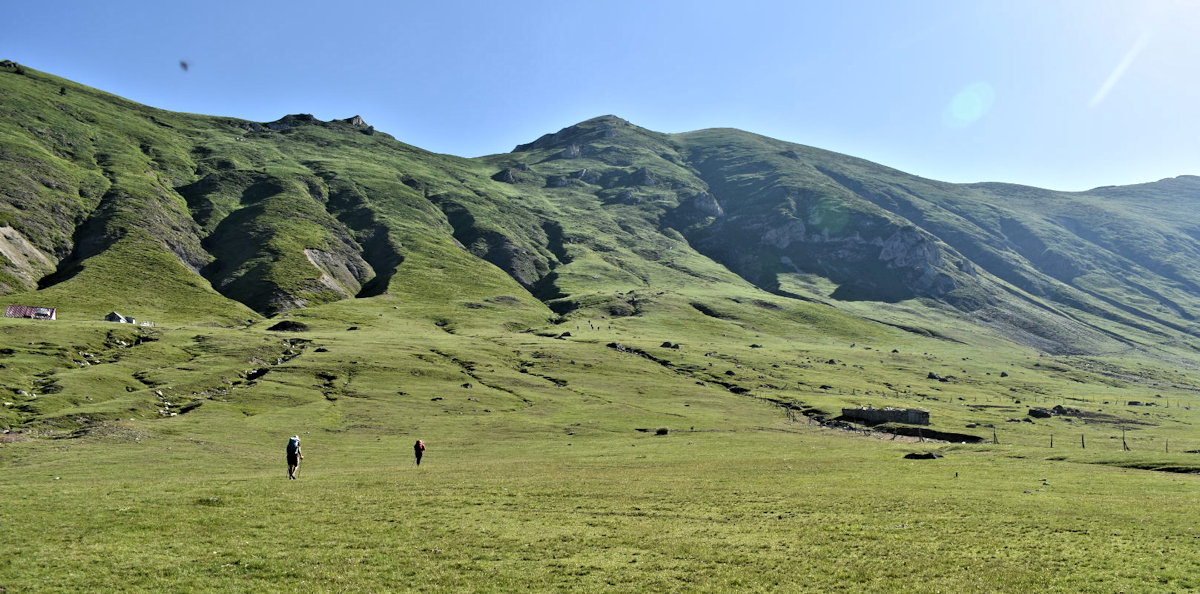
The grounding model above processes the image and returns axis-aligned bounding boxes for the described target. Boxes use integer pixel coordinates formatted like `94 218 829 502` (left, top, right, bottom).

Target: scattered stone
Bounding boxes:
1028 407 1053 419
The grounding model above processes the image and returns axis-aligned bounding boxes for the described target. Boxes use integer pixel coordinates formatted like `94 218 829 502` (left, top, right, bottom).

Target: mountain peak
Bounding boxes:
511 115 645 153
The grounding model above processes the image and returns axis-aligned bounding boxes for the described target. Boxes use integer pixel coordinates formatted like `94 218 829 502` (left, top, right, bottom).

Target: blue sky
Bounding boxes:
5 0 1199 190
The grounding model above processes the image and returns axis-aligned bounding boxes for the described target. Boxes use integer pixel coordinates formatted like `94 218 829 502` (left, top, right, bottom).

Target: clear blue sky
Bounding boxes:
5 0 1199 191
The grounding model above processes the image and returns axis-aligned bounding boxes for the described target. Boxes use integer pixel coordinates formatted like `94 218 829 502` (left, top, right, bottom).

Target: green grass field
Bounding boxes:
3 296 1200 592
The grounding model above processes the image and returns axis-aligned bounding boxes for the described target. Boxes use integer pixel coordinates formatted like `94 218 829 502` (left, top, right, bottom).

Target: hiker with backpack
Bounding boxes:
287 435 304 479
414 439 425 466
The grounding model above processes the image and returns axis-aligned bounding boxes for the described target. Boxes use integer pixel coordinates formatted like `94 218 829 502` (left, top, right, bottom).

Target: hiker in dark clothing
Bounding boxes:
414 439 425 466
287 435 304 479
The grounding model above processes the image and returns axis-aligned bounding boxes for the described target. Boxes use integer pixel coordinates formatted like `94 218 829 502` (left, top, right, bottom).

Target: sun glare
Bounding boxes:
942 82 995 129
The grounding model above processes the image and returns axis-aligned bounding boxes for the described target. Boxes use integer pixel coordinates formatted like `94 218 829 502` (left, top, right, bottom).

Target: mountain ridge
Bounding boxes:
1 62 1198 358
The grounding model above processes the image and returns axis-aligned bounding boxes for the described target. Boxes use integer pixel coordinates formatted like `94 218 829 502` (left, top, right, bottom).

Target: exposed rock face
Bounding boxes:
493 168 519 184
876 226 957 297
630 167 657 186
0 226 54 292
691 192 725 218
304 248 375 298
573 168 600 184
689 205 965 302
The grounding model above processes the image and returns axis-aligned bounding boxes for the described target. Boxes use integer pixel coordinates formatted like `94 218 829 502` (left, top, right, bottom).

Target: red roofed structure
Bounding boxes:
5 305 56 320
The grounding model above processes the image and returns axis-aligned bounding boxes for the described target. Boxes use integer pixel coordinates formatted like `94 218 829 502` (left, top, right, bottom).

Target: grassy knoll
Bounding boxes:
3 303 1200 592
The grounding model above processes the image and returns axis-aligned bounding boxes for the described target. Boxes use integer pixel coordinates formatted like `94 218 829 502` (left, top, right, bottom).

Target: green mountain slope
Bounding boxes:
1 61 1199 359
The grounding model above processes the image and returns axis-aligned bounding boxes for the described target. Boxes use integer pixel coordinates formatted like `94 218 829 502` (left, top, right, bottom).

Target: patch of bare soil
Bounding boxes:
1068 410 1158 427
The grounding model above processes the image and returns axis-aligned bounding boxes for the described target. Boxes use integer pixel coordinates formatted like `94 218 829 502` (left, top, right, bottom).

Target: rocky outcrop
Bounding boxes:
691 192 725 218
266 114 318 131
493 167 538 185
687 203 966 303
630 167 658 186
0 226 54 292
303 248 375 298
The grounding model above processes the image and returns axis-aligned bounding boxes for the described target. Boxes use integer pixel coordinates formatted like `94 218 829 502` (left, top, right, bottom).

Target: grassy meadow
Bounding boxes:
4 63 1200 591
3 290 1200 592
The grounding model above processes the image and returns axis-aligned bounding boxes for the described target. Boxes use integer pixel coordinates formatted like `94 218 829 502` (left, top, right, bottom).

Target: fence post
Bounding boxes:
1050 434 1054 449
1081 433 1086 449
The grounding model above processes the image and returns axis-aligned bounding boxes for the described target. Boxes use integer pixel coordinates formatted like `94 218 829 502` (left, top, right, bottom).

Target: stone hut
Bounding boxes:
841 406 930 426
